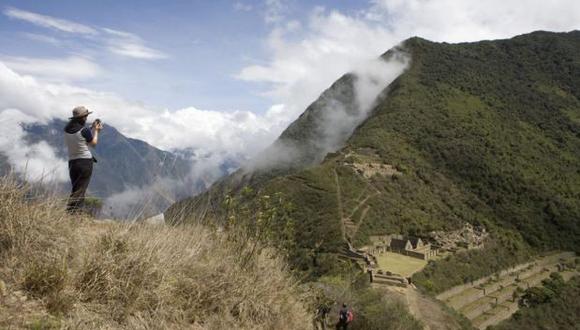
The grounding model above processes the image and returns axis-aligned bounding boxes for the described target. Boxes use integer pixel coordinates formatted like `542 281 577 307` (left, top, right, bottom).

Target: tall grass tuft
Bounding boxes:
0 177 313 329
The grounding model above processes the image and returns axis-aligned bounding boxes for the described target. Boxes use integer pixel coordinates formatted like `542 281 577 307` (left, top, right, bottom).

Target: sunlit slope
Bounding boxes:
168 31 580 276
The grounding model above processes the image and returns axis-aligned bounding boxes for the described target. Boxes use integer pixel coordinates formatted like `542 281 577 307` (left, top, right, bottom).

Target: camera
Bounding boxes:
93 118 103 130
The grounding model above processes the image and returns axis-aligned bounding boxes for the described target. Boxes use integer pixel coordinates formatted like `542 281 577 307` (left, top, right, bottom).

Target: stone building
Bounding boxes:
368 235 438 260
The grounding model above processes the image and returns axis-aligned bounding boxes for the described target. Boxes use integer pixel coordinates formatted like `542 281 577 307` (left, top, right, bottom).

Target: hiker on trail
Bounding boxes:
336 303 353 330
64 106 103 213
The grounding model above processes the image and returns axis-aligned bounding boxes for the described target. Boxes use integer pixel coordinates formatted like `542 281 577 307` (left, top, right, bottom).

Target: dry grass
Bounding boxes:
0 177 313 329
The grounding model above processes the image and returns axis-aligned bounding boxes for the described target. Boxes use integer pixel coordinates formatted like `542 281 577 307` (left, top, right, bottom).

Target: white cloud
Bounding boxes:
0 56 101 81
100 28 136 39
3 7 167 61
367 0 580 43
4 7 97 35
238 9 399 121
103 28 168 60
0 62 288 160
0 109 68 182
0 63 54 120
22 32 62 46
108 43 168 60
101 178 177 219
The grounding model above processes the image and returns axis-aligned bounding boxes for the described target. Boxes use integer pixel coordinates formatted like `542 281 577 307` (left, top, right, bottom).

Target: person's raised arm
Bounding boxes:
89 120 103 146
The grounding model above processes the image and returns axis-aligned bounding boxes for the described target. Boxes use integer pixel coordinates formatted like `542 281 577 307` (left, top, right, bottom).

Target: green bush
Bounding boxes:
83 196 103 216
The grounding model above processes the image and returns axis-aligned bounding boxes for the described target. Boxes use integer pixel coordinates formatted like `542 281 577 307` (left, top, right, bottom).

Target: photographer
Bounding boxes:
63 106 103 214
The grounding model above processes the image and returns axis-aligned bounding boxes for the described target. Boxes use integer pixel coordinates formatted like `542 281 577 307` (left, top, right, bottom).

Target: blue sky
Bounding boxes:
0 0 369 111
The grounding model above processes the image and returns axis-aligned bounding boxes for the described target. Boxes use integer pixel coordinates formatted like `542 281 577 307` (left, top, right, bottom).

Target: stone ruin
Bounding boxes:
427 223 488 253
365 234 438 261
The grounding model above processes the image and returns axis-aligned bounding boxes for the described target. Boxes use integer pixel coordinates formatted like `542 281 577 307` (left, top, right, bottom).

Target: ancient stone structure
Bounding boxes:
428 223 488 252
367 234 438 260
369 269 409 287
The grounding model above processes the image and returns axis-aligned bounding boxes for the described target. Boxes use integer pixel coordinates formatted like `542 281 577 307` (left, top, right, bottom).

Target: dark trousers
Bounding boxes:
66 158 93 213
336 321 348 330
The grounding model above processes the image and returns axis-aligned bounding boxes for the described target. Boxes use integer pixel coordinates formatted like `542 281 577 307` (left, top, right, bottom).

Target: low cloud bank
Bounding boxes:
0 109 68 182
249 50 409 171
100 152 239 220
0 63 276 218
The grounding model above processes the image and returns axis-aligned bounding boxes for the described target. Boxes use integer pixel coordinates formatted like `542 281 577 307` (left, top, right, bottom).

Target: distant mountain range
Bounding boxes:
1 119 239 218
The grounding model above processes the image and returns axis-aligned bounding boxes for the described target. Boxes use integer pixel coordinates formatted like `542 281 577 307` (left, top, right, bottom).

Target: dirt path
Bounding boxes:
333 169 346 240
334 167 382 241
386 286 465 330
348 195 373 219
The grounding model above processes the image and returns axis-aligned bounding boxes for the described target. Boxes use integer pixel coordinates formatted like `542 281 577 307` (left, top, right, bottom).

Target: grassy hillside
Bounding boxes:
168 31 580 289
0 178 312 329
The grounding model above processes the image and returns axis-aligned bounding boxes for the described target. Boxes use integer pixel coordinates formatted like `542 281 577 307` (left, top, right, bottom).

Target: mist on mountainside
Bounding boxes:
248 49 409 172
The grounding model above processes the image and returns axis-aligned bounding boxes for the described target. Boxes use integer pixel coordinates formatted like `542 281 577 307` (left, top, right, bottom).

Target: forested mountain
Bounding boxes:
167 31 580 281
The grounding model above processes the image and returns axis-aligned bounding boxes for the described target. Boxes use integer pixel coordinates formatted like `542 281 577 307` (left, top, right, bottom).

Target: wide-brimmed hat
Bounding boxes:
70 106 92 119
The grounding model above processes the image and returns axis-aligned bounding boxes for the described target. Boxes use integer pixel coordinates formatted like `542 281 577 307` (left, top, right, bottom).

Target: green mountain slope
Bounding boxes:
168 31 580 281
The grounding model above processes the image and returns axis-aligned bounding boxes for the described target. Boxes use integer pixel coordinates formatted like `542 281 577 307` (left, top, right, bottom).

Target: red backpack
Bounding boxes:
347 310 354 323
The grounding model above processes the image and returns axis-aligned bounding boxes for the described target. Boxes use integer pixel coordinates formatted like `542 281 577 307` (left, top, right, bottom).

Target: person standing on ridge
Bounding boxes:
64 106 103 213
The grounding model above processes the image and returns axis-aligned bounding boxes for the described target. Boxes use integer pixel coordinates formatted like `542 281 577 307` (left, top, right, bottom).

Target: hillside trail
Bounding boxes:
334 168 382 242
334 169 346 240
390 286 463 330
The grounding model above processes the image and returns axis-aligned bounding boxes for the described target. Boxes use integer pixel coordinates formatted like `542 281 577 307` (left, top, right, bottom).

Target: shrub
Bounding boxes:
83 197 103 217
